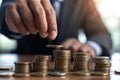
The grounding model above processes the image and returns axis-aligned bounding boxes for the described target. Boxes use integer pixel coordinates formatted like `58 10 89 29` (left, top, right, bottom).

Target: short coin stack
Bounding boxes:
31 55 51 76
92 57 111 76
14 62 31 77
73 52 90 76
54 50 71 73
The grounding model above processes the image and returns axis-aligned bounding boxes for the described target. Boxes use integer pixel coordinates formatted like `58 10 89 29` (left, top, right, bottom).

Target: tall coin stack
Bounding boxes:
73 52 90 76
93 57 111 76
54 50 71 73
14 62 31 77
31 55 51 76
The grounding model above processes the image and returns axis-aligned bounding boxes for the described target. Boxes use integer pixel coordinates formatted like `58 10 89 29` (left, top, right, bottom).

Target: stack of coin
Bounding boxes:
92 57 111 76
14 62 31 77
54 50 71 73
73 52 90 76
31 55 51 76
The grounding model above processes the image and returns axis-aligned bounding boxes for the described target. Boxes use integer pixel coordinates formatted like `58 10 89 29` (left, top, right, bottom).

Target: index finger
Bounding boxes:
41 0 57 40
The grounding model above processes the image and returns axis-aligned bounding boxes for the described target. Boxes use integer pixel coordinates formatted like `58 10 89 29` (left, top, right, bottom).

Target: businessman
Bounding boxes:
0 0 112 57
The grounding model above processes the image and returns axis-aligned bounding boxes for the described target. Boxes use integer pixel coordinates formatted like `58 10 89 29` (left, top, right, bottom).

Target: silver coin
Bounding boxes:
49 71 66 76
0 71 14 76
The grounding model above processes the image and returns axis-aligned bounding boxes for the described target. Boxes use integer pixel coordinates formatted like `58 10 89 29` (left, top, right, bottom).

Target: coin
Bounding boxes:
73 71 90 76
93 56 110 75
94 60 110 64
94 57 110 63
32 55 50 73
49 71 66 76
14 62 30 65
91 72 109 76
73 52 90 73
0 66 13 71
33 55 51 62
14 73 31 77
74 52 90 57
46 44 64 49
54 50 71 57
0 71 14 77
114 69 120 74
55 60 70 65
94 57 109 60
95 67 110 71
14 61 31 77
95 63 111 67
31 72 48 76
74 58 90 62
54 49 71 73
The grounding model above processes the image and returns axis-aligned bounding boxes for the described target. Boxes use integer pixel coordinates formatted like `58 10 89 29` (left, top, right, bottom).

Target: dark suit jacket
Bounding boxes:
0 0 112 56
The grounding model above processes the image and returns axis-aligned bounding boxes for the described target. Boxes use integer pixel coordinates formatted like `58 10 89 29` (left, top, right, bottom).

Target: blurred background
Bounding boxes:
0 0 120 53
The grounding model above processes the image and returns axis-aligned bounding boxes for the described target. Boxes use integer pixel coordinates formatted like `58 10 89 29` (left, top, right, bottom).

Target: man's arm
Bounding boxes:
81 0 112 56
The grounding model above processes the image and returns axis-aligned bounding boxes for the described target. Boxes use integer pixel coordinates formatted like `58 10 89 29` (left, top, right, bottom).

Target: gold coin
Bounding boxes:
55 62 70 66
55 60 70 65
34 66 48 70
46 44 64 48
95 63 111 67
15 70 30 73
14 73 31 77
91 72 109 76
54 68 69 72
33 55 51 62
54 57 71 60
94 57 109 61
74 52 90 57
74 62 88 65
94 60 110 64
74 69 89 72
14 62 30 65
54 50 71 57
74 58 90 62
31 72 47 76
55 65 70 68
73 71 90 76
95 67 110 71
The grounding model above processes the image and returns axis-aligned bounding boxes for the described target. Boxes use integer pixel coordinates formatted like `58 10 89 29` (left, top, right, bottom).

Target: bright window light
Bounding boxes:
0 33 17 51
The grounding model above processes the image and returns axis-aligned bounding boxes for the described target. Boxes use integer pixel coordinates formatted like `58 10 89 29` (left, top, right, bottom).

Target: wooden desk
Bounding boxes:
0 53 120 80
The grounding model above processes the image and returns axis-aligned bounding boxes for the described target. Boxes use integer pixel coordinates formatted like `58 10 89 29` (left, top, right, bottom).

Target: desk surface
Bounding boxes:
0 53 120 80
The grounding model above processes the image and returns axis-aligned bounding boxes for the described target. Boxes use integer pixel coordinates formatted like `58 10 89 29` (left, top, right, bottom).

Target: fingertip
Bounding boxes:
49 30 57 40
26 32 30 35
39 32 48 38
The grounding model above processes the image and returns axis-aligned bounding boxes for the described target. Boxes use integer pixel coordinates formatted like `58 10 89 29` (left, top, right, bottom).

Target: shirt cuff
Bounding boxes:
87 41 102 56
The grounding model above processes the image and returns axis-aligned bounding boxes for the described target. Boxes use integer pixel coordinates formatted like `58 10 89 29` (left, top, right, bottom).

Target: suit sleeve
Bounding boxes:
0 0 23 39
81 0 112 56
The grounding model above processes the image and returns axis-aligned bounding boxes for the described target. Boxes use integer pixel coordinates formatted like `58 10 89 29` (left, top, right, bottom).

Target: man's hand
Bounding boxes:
5 0 57 40
61 38 96 57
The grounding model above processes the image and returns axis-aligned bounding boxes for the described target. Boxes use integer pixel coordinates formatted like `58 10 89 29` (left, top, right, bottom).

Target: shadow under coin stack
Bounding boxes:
54 50 71 73
31 55 51 76
14 62 31 77
73 52 90 76
92 57 111 76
